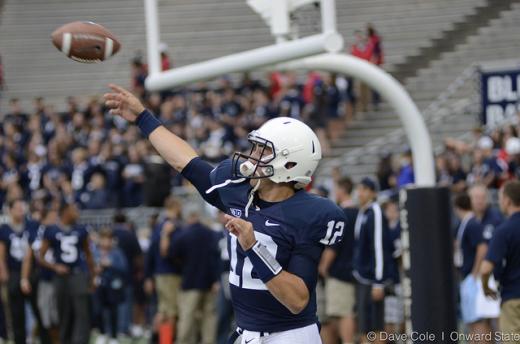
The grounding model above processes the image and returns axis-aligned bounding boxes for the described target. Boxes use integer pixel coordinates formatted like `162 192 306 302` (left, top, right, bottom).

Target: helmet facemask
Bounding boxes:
231 132 277 181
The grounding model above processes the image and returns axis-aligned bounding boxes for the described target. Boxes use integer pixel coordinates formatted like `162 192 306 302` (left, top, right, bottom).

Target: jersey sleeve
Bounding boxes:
468 221 486 248
0 225 8 244
287 199 347 292
310 201 348 246
485 225 507 266
43 226 55 242
181 157 228 211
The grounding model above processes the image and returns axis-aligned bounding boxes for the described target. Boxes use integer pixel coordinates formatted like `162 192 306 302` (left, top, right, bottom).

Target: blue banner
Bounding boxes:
481 69 520 126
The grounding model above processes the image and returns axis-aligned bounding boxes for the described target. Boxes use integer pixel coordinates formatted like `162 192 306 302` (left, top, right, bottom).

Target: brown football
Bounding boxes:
51 21 121 63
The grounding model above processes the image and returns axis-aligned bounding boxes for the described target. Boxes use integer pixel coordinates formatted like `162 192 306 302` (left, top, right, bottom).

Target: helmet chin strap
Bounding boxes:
244 179 261 218
205 160 263 218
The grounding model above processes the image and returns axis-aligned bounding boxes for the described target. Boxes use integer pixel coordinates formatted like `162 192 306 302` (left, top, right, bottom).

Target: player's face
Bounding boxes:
61 204 79 224
249 142 274 164
248 142 274 180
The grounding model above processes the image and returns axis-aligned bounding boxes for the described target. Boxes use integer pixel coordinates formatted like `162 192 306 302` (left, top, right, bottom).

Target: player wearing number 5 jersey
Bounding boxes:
39 203 95 344
104 84 347 344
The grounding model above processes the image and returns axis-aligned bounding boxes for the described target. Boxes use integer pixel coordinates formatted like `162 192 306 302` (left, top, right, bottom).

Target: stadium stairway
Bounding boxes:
0 0 487 112
317 1 520 183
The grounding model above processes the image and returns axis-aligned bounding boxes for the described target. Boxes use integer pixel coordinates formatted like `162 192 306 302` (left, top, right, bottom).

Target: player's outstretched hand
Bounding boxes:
104 84 145 122
224 214 257 251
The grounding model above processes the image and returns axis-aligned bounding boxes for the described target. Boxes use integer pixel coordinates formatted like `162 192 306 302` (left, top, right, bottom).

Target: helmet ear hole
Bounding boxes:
285 162 297 170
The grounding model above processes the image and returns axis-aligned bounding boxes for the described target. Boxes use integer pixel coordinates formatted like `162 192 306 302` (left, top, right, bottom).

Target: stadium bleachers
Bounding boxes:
317 1 520 181
0 0 489 110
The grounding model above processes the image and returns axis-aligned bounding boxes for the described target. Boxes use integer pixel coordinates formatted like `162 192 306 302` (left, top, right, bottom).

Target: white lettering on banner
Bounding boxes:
487 76 518 102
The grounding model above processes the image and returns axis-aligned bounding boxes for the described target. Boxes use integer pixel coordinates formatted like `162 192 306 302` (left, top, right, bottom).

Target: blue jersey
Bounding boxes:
328 207 357 282
43 224 89 270
485 212 520 302
0 220 38 273
182 158 346 332
30 225 55 281
352 203 394 285
479 206 503 241
456 216 485 278
144 219 183 277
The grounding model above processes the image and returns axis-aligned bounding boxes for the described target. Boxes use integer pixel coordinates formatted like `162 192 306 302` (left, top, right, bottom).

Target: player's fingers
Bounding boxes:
103 93 121 100
105 100 121 108
108 83 129 95
109 108 122 116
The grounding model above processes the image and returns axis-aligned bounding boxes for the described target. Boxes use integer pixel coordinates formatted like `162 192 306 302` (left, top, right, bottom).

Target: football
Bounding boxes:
51 21 121 63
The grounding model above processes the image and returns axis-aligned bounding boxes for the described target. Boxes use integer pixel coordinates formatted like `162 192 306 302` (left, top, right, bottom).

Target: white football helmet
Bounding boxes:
232 117 322 188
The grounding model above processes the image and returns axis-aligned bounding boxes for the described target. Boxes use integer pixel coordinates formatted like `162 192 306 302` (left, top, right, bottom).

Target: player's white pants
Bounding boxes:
240 324 321 344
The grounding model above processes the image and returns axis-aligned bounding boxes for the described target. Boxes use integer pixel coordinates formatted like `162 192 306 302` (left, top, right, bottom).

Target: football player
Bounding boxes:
38 203 94 344
0 199 51 344
105 84 346 343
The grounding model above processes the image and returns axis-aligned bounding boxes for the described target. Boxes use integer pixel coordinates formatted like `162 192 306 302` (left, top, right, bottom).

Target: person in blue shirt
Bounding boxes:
169 212 220 344
318 176 357 344
22 208 60 342
381 198 404 337
111 213 143 335
144 196 183 344
481 181 520 342
104 84 346 344
38 202 94 344
469 183 503 241
352 178 394 344
453 193 494 339
93 227 128 344
0 199 50 344
214 211 235 344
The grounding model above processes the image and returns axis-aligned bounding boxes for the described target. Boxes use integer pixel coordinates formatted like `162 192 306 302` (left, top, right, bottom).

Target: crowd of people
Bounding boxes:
1 21 520 344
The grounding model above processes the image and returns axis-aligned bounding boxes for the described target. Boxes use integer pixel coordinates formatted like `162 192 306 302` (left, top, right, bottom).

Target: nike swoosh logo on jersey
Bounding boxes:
245 339 255 344
265 220 280 227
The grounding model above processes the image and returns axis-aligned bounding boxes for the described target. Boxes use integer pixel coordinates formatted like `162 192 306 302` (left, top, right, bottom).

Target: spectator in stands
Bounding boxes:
122 147 145 207
131 57 147 99
111 214 143 336
481 181 520 343
318 176 357 344
353 177 393 344
505 136 520 179
159 43 172 71
397 150 414 188
170 211 219 344
0 55 4 94
376 153 396 192
38 203 94 344
468 136 504 188
367 24 383 109
82 172 109 209
0 199 51 344
145 196 183 344
350 30 371 113
93 228 128 344
453 193 495 341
